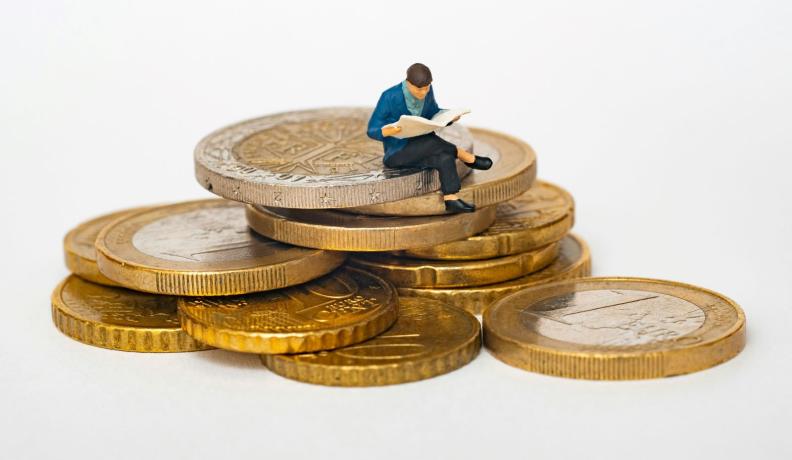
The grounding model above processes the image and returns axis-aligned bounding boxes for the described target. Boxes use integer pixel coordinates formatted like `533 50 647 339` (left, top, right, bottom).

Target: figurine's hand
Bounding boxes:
452 116 461 123
382 126 402 137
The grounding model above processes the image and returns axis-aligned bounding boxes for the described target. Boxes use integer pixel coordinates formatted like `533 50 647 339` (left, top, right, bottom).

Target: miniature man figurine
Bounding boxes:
367 63 493 213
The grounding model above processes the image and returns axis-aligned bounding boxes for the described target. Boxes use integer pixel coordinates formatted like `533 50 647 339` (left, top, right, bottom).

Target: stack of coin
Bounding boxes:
50 107 745 385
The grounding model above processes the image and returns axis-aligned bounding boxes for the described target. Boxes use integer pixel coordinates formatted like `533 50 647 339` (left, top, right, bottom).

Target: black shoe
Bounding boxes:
464 155 493 170
444 198 476 213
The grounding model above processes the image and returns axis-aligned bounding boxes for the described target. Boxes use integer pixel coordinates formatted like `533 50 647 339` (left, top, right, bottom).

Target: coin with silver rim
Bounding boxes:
194 107 472 208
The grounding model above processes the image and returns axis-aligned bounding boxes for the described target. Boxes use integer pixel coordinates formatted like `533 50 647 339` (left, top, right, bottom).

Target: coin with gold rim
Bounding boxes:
349 241 559 288
178 267 398 354
395 181 574 260
346 127 537 216
95 199 346 296
63 206 151 286
484 277 746 380
51 275 211 352
263 297 481 386
398 234 591 314
246 204 497 252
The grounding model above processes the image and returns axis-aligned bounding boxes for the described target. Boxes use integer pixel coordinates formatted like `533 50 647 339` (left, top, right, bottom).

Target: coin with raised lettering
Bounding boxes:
349 241 559 288
64 207 150 286
178 267 398 354
394 181 574 260
484 277 746 380
346 127 537 216
51 275 211 352
262 297 481 386
398 234 591 314
245 204 497 252
194 107 472 208
95 199 346 296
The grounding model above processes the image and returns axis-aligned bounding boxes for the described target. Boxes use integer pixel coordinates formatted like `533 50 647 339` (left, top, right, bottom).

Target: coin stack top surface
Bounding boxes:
194 107 472 208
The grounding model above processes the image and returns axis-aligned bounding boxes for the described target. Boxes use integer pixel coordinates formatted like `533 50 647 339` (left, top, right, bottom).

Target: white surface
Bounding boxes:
2 1 790 459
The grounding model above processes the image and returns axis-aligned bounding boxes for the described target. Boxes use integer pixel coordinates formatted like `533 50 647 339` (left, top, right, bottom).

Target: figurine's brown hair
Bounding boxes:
406 63 433 87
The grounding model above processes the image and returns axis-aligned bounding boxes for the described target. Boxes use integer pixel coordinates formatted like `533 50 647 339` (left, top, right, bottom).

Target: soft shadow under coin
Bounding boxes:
195 349 263 370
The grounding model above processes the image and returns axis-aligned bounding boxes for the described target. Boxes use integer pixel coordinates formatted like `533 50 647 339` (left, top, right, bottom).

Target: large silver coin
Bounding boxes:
194 107 472 209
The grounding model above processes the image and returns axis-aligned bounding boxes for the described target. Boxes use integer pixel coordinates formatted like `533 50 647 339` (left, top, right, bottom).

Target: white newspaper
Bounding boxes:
385 108 471 139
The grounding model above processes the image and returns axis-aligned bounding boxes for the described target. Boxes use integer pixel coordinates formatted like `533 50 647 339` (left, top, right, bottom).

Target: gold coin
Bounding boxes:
178 267 398 354
348 241 559 288
245 204 497 252
263 297 481 386
95 199 346 296
395 181 574 260
346 127 537 216
194 107 472 208
398 234 591 314
64 207 149 286
483 277 746 380
51 275 211 352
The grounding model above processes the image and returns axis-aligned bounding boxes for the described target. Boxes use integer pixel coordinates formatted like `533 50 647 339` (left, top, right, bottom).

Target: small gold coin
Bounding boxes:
245 204 497 252
348 241 559 288
484 277 746 380
398 234 591 314
194 107 471 208
262 297 481 386
63 207 149 286
395 181 574 260
346 127 537 216
95 199 346 296
51 275 211 352
178 267 398 354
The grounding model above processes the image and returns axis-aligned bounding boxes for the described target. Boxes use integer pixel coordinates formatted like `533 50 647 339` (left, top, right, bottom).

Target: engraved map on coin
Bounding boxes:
179 268 393 333
132 205 284 263
61 276 180 328
523 289 706 346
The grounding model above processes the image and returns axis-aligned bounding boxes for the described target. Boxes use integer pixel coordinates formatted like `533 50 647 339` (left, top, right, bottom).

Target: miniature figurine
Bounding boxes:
367 63 493 213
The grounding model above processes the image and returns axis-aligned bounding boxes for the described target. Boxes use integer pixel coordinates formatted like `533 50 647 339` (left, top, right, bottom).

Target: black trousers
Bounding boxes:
384 133 461 195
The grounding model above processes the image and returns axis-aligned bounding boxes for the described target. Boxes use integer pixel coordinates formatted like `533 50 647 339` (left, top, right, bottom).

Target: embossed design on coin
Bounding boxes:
484 277 746 380
525 290 705 346
396 181 574 260
132 205 282 263
178 267 398 354
263 297 481 386
51 276 211 352
95 199 346 296
398 234 591 314
194 107 472 208
64 207 149 286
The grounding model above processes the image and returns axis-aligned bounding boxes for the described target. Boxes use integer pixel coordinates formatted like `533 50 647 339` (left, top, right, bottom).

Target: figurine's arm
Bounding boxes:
367 93 390 141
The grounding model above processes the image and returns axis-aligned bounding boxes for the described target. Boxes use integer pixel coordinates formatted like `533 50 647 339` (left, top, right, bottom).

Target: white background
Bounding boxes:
2 1 790 459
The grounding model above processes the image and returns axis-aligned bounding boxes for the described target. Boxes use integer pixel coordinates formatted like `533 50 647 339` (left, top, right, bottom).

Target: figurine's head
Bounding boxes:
406 63 432 100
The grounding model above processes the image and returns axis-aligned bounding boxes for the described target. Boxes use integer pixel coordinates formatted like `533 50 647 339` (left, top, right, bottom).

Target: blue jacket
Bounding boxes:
367 82 441 161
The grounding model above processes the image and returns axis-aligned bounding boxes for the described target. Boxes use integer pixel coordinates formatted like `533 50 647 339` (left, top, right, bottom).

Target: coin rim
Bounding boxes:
482 276 746 380
348 241 560 288
94 199 347 296
246 204 498 252
176 267 399 354
51 275 212 353
261 298 482 386
397 233 592 314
